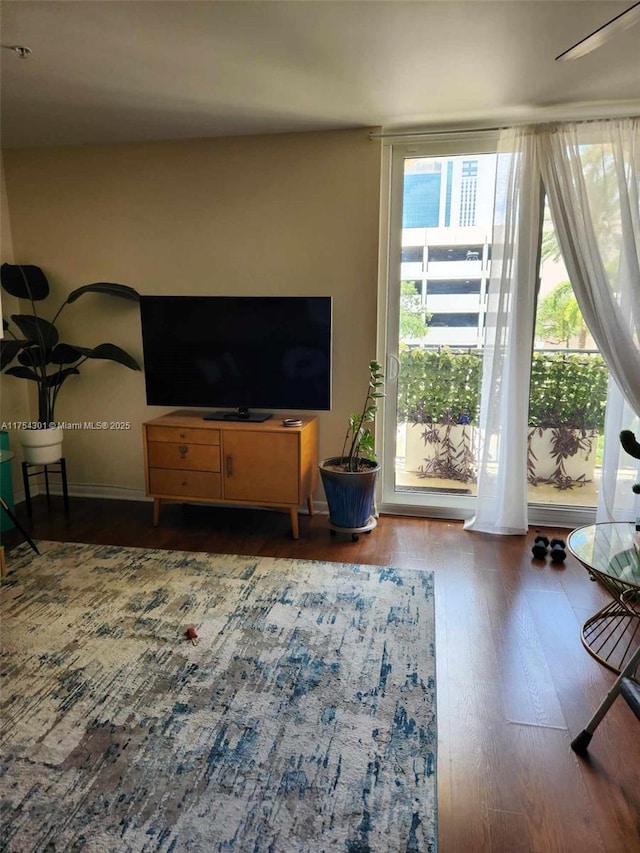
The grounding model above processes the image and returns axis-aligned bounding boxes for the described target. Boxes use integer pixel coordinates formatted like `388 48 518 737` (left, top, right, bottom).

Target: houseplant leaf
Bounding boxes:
0 339 28 369
45 367 80 388
87 343 141 370
11 315 59 349
0 263 50 301
50 343 87 365
18 346 53 366
5 365 40 382
65 283 140 304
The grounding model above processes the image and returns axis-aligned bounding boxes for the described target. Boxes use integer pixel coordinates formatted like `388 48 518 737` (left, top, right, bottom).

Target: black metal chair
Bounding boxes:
571 643 640 752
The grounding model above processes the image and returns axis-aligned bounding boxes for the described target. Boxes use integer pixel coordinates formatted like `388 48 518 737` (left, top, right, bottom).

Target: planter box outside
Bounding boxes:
403 422 477 483
401 423 598 487
527 427 598 484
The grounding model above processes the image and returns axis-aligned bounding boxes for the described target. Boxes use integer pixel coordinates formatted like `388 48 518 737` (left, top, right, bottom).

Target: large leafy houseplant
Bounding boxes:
0 263 141 427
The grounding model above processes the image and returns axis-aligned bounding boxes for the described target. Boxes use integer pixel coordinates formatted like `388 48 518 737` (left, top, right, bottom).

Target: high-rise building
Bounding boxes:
400 155 496 347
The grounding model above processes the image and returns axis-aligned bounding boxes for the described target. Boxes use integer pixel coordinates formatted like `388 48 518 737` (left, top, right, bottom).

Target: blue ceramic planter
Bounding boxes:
319 457 380 530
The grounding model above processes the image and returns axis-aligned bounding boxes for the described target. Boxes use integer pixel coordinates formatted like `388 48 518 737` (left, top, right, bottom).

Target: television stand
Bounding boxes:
203 409 272 423
142 410 318 539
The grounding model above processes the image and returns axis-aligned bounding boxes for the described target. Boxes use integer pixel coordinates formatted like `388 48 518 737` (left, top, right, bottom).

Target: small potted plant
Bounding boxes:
0 263 141 464
319 360 384 539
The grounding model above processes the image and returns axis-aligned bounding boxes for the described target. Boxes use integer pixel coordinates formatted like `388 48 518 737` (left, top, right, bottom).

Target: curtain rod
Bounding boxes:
369 126 504 140
369 113 639 141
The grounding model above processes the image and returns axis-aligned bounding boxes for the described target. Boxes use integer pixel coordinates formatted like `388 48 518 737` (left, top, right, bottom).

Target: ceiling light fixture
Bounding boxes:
1 44 32 59
555 1 640 60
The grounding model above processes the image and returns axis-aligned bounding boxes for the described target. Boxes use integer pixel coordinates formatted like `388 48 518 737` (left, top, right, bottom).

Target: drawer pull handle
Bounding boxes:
178 444 188 458
226 455 233 477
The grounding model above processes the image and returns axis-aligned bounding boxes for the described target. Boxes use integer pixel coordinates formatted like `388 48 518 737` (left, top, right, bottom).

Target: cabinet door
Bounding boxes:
223 432 299 504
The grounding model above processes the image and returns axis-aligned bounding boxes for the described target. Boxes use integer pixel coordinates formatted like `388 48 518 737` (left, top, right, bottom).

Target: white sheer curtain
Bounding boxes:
464 128 542 535
539 118 640 523
466 117 639 536
598 382 640 522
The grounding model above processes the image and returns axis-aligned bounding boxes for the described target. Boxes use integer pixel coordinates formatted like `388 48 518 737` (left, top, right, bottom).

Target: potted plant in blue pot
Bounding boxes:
0 263 141 464
319 360 384 540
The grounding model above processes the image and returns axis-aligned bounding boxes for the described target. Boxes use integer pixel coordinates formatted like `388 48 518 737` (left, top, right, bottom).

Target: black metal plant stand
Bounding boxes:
21 458 69 518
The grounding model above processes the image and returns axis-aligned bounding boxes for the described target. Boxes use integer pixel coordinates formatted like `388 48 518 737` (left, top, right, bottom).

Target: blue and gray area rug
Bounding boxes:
0 541 436 853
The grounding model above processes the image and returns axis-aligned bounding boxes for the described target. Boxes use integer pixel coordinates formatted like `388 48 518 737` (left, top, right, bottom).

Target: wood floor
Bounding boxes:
2 496 639 852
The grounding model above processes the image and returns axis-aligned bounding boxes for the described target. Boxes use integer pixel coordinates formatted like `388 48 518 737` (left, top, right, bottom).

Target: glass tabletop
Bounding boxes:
568 522 640 588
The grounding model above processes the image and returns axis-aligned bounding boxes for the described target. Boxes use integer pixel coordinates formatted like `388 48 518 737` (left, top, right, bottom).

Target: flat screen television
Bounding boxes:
140 295 332 421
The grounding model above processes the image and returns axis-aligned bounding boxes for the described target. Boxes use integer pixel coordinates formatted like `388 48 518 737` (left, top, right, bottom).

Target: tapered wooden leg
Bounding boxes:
307 496 314 517
153 498 160 527
289 507 299 539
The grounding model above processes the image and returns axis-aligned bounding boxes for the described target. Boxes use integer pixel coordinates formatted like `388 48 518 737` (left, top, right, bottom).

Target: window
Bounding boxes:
459 159 478 226
429 312 479 327
428 245 483 262
382 133 609 524
401 247 424 264
427 280 481 295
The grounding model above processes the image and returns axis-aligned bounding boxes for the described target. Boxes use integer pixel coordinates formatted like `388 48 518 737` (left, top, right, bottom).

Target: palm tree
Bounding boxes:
535 280 588 348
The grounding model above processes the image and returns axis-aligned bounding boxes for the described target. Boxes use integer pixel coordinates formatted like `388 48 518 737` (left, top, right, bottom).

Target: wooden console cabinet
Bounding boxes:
142 410 318 538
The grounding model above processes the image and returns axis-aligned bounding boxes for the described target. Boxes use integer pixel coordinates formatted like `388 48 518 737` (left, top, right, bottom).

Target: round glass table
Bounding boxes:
568 522 640 673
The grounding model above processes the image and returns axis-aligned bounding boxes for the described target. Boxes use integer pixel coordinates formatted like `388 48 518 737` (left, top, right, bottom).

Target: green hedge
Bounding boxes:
397 348 608 430
528 352 608 430
398 349 480 425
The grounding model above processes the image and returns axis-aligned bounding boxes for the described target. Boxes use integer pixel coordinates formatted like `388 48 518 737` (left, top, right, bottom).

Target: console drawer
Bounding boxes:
147 441 221 472
148 468 222 499
146 425 220 445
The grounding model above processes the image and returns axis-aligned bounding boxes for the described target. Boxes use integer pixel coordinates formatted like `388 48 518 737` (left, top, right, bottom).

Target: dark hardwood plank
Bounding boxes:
487 809 533 853
2 498 639 851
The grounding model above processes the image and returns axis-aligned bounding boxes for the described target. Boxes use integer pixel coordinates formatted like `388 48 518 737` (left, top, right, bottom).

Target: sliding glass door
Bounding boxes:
379 134 608 524
380 134 499 518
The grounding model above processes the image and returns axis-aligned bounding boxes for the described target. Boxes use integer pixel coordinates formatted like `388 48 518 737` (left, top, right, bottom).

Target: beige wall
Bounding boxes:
1 130 382 498
1 155 31 494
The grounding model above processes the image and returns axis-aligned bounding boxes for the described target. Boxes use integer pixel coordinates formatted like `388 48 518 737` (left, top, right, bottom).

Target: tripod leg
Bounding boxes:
0 498 40 556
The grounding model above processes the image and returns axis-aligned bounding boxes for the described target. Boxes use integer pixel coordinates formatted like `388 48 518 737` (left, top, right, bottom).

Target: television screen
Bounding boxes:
140 296 332 419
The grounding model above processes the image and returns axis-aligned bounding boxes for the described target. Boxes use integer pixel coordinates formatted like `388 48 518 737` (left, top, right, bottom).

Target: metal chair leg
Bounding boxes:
571 644 640 752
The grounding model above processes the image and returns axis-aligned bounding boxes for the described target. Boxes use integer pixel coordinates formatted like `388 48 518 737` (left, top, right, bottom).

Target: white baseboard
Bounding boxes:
13 480 328 516
66 483 151 502
12 481 151 505
11 481 592 529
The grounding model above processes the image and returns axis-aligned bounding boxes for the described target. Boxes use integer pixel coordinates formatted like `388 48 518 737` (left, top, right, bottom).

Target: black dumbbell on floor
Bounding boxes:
532 535 549 559
549 538 566 564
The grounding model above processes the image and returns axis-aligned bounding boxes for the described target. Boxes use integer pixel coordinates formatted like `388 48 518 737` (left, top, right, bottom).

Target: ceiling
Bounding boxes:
1 0 639 148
